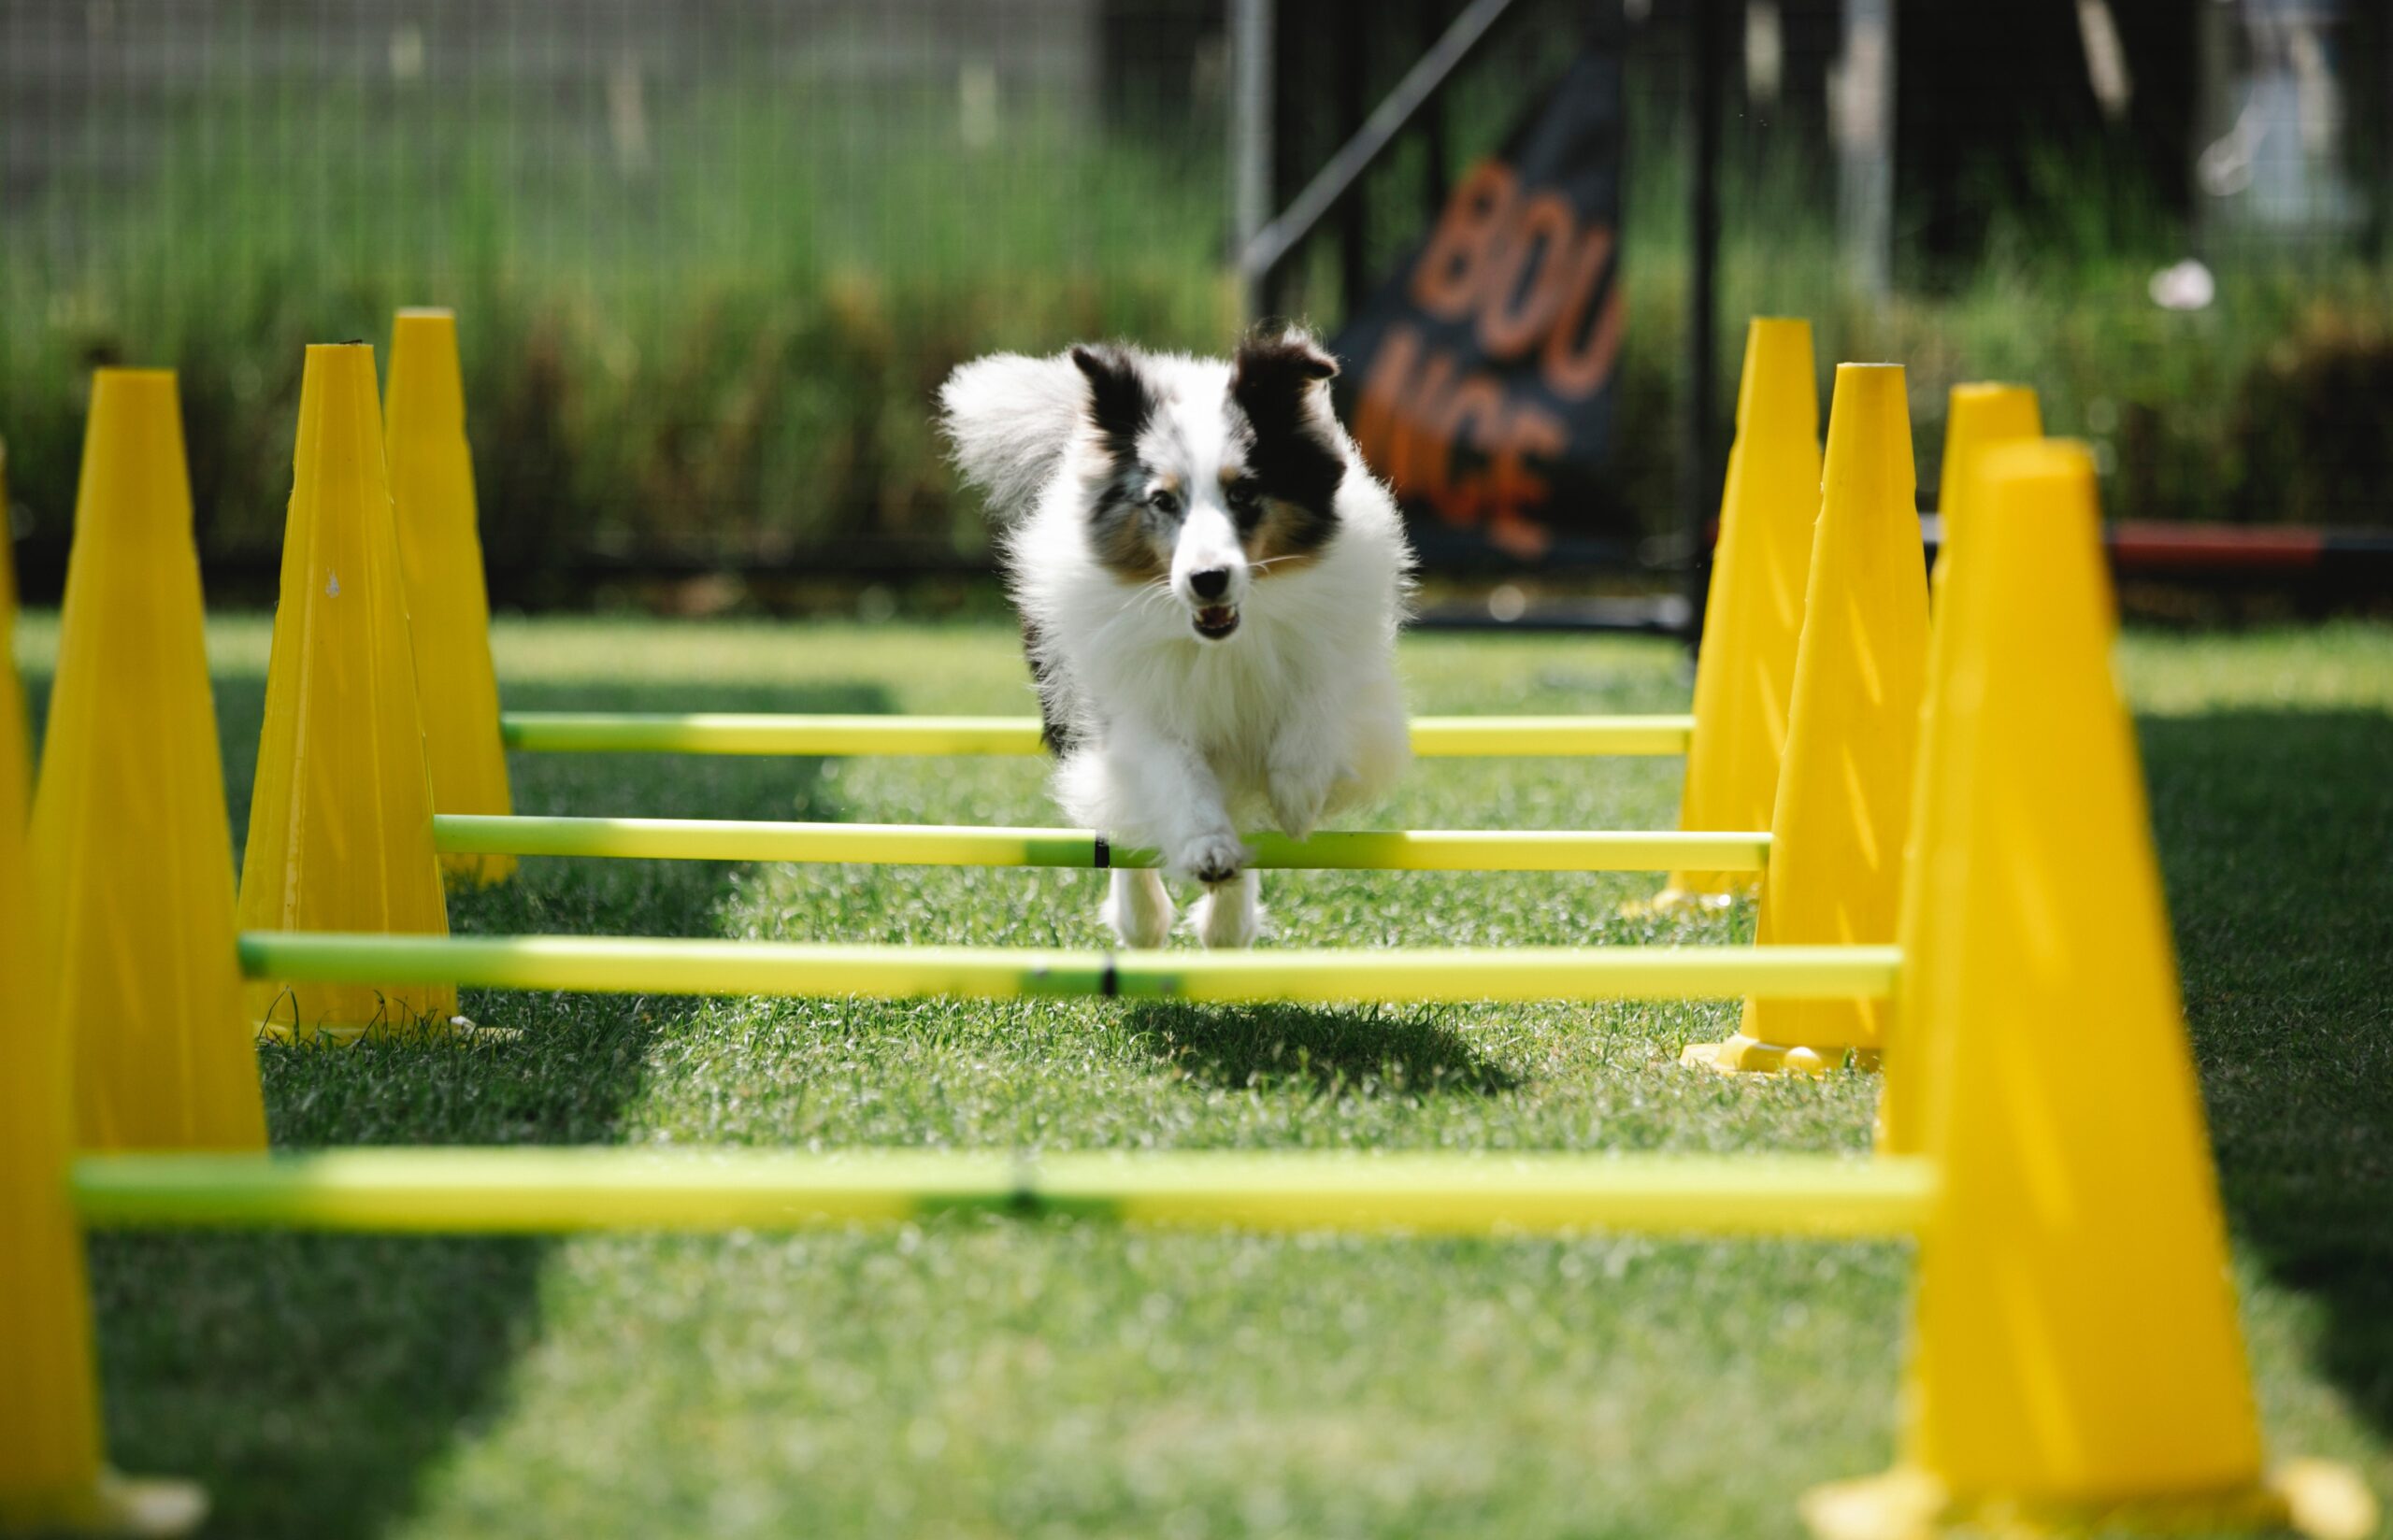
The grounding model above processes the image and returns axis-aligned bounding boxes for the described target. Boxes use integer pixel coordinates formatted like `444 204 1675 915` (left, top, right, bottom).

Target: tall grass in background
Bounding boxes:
2 65 2389 601
0 78 1237 592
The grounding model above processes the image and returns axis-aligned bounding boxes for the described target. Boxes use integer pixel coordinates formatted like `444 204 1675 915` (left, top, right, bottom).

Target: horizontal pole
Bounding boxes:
497 712 1697 758
72 1149 1935 1239
236 933 1899 1003
434 815 1770 874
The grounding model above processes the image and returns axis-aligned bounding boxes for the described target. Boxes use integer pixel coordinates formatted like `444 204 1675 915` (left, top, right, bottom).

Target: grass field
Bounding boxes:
13 613 2393 1540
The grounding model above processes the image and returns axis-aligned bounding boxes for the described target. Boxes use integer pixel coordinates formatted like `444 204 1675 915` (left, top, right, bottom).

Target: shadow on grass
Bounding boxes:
2139 708 2393 1439
1124 1000 1520 1099
38 657 895 1540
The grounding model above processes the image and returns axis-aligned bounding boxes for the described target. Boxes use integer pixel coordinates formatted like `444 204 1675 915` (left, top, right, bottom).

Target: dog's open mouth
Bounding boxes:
1192 604 1240 640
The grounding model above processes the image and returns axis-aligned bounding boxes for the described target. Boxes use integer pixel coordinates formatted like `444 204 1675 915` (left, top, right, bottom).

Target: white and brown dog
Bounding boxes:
939 327 1413 948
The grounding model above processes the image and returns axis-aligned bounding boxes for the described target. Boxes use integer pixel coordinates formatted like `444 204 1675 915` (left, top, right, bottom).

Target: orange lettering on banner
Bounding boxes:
1475 192 1583 360
1359 344 1563 554
1410 162 1516 321
1355 339 1577 548
1389 347 1457 495
1363 158 1626 549
1428 374 1506 525
1541 243 1623 400
1486 405 1563 559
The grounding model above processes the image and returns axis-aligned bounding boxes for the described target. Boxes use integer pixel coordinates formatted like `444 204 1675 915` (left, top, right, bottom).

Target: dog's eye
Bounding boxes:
1148 488 1181 516
1227 482 1262 515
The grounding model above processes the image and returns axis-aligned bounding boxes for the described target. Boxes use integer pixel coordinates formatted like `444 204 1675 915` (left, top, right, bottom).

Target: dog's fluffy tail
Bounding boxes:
939 352 1085 523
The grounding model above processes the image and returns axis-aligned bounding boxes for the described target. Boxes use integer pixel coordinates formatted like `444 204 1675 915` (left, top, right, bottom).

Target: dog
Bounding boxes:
939 325 1413 948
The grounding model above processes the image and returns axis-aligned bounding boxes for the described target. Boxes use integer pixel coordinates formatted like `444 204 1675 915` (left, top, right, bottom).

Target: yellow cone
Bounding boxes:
1927 383 2042 594
1879 384 2041 1153
29 371 267 1150
0 439 206 1533
386 309 515 887
1684 364 1927 1074
1805 442 2374 1540
1651 318 1822 910
236 343 458 1041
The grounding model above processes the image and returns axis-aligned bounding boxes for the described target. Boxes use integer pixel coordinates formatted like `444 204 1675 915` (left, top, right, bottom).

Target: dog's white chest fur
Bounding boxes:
1018 511 1411 838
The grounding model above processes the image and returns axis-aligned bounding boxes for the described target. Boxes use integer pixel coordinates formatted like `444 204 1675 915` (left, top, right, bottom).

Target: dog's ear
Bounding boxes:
1069 343 1156 451
1231 324 1339 427
1231 325 1346 515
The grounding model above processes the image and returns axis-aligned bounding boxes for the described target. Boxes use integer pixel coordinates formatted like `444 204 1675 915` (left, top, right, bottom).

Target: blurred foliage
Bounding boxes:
1 64 2389 602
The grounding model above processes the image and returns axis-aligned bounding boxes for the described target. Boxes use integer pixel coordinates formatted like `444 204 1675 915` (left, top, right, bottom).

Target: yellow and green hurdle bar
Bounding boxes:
434 814 1770 873
89 932 1905 1233
495 710 1698 758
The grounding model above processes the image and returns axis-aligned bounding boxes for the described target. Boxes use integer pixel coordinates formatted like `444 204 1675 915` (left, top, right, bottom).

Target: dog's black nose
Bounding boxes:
1190 568 1231 601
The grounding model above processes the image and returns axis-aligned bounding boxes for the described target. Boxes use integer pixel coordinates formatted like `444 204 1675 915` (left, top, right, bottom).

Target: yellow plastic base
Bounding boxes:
0 1471 208 1537
1681 1033 1879 1077
1802 1461 2376 1540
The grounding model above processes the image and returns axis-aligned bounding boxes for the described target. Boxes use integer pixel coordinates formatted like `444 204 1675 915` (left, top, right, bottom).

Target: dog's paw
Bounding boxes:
1171 832 1249 885
1190 884 1264 949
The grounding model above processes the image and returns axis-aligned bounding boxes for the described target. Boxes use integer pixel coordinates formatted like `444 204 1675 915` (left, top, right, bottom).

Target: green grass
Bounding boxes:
11 614 2393 1539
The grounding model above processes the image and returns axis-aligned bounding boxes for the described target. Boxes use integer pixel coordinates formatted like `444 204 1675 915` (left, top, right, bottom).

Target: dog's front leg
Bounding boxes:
1264 699 1346 843
1109 731 1247 884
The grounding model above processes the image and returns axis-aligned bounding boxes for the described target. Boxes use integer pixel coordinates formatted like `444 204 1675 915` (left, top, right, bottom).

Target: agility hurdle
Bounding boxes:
238 932 1895 1003
448 320 1916 1074
3 335 2374 1537
70 1148 1934 1238
433 813 1770 873
500 710 1698 758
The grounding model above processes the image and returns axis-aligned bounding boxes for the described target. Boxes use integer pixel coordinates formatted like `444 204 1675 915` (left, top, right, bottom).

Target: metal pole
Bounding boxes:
1231 0 1277 321
1237 0 1520 300
1833 0 1895 298
1682 0 1723 654
1336 0 1372 319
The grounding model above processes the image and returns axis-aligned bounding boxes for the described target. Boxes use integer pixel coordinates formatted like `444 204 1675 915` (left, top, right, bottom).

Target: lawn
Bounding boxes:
13 613 2393 1540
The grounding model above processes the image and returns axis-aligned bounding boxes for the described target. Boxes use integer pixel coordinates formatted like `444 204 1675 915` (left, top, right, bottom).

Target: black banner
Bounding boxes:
1334 45 1626 565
